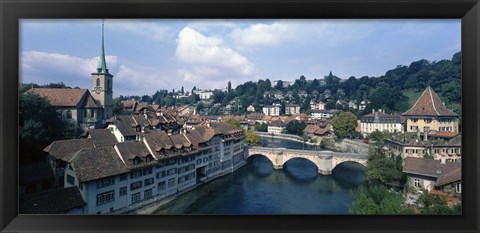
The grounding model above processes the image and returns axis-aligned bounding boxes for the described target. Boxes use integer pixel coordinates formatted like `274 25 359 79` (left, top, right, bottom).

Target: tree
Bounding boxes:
196 102 205 113
332 112 358 139
113 98 124 116
225 118 241 128
19 93 75 163
366 147 403 188
275 80 284 90
227 81 232 93
245 130 261 145
349 185 410 214
285 120 307 136
254 122 268 132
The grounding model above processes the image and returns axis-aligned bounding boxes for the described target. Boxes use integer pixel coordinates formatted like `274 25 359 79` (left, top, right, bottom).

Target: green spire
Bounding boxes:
97 19 109 74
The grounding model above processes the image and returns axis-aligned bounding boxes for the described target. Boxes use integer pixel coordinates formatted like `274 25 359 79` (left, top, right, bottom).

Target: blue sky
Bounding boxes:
20 19 460 97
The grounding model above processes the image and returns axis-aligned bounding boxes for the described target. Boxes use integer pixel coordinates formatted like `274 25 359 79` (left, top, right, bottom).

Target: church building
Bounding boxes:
27 22 113 132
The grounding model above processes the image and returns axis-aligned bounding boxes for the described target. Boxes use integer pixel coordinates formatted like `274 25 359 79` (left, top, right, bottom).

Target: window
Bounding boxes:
120 187 127 196
131 192 141 203
156 171 166 179
158 181 166 191
167 178 176 188
144 189 153 199
97 177 114 188
178 167 186 174
96 190 115 205
144 178 154 186
107 79 111 91
90 109 94 118
130 181 142 191
120 174 127 181
66 110 72 119
66 174 75 185
79 183 83 191
178 177 185 184
96 78 100 87
167 168 177 176
456 183 462 193
83 109 87 118
130 170 142 179
414 179 421 188
143 167 152 176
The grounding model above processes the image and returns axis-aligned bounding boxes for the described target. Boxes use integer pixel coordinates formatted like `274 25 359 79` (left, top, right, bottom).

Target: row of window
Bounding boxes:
178 164 195 174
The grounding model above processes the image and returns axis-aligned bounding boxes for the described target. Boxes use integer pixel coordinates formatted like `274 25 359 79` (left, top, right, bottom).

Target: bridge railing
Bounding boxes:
248 147 368 159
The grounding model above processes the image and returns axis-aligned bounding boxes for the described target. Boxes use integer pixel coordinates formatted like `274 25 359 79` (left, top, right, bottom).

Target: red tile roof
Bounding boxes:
28 88 90 107
429 131 460 138
403 86 458 117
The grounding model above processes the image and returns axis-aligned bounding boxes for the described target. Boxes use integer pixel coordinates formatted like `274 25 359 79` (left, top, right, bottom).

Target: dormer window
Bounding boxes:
132 157 140 165
146 154 154 162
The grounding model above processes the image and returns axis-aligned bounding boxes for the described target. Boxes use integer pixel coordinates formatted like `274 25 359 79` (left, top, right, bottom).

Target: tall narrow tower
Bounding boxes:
92 19 113 120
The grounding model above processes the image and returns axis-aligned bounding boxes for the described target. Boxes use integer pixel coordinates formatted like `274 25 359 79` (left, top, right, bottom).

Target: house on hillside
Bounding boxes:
285 104 301 115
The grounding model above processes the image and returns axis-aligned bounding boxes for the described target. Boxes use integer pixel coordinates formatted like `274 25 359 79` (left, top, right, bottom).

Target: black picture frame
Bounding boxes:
1 0 479 232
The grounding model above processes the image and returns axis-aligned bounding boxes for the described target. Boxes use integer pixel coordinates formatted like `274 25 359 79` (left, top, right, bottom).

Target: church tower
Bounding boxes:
92 20 113 121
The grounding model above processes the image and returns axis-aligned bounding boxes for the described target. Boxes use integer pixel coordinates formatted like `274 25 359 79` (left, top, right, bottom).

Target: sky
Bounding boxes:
20 19 460 97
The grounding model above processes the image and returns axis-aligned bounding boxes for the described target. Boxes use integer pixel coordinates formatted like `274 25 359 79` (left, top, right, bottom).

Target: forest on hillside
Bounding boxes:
140 51 461 116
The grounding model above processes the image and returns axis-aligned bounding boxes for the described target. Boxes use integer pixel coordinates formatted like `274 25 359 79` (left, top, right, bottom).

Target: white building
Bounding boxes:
267 121 287 134
198 91 213 100
311 109 338 119
247 105 255 112
45 122 246 214
262 105 281 116
360 109 404 137
285 104 301 115
310 101 325 110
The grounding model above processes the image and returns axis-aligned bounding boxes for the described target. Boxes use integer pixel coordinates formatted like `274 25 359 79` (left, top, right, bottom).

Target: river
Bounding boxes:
152 137 366 214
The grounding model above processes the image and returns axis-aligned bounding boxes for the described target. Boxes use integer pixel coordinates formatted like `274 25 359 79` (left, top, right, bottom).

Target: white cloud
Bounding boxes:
20 51 172 97
174 27 256 89
229 22 296 49
20 51 118 86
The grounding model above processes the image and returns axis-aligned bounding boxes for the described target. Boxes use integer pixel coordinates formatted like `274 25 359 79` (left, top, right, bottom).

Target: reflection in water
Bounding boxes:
153 148 366 214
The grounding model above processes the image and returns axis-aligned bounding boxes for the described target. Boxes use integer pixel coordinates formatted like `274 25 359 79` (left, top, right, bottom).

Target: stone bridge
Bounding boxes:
247 147 368 175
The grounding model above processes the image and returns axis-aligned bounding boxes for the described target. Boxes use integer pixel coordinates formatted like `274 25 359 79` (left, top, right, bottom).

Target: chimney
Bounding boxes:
440 157 446 164
372 109 375 113
416 127 421 140
207 122 211 128
424 127 429 142
144 113 148 120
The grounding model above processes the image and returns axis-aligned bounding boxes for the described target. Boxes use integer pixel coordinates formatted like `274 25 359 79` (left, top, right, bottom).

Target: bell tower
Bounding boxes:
92 19 113 120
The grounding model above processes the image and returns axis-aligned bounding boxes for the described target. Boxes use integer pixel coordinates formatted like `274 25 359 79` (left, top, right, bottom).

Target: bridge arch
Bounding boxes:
331 157 367 171
246 153 275 167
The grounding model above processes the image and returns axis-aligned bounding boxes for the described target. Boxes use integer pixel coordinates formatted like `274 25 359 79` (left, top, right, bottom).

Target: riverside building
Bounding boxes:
47 122 245 214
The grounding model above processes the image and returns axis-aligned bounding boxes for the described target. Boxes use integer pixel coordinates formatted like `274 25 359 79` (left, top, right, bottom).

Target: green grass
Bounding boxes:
402 89 422 108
